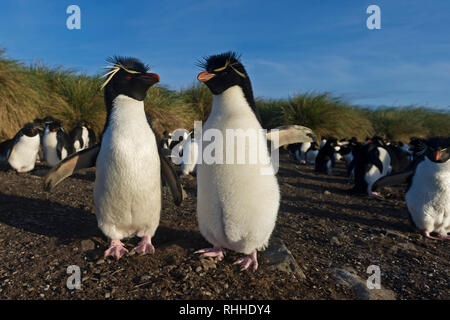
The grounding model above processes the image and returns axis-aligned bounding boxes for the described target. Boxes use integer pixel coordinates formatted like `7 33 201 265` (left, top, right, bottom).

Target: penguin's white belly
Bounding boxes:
81 127 89 150
197 91 279 254
8 135 40 172
406 159 450 235
306 150 318 164
42 131 60 167
94 96 161 240
342 153 353 164
365 147 391 194
73 140 81 152
298 142 310 161
181 138 199 175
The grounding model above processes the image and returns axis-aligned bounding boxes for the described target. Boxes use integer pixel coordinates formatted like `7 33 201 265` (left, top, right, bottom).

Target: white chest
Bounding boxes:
8 135 40 170
81 127 89 149
406 159 450 219
96 95 159 186
42 129 60 166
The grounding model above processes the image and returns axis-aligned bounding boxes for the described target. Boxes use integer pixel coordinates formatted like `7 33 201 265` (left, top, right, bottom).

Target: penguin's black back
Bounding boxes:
56 129 74 159
315 138 337 173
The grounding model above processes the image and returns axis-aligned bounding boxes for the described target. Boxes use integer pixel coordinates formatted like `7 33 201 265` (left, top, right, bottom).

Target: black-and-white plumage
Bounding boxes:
42 120 74 167
44 56 183 260
315 137 338 175
373 137 450 239
1 123 40 172
70 120 96 152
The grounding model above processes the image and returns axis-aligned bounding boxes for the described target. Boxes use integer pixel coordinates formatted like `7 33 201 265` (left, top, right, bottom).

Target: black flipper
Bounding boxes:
369 148 384 173
159 146 183 206
371 170 414 192
44 144 100 191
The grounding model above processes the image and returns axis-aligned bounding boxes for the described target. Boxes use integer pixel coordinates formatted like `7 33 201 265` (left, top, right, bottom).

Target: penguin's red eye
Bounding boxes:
126 75 132 80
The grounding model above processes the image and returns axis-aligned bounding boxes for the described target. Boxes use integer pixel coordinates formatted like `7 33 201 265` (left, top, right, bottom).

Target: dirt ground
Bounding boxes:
0 152 448 300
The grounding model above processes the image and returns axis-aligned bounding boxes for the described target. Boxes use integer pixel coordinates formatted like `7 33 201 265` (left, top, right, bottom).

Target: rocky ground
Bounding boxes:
0 153 448 300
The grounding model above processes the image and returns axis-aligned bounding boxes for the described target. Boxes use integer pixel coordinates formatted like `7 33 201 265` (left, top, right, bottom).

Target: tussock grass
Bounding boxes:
367 107 450 142
180 83 212 123
0 51 448 142
258 92 374 140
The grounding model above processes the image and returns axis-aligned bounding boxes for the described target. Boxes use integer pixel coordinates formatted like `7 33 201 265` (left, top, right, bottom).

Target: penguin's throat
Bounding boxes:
111 94 146 123
212 86 253 116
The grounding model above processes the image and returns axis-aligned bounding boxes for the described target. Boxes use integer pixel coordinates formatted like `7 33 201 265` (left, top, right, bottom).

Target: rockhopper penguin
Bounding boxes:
44 56 183 259
194 52 315 270
372 137 450 239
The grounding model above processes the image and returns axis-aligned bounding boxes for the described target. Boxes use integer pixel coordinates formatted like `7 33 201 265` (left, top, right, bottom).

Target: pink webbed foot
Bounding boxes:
104 239 128 260
133 235 155 255
423 231 450 240
234 250 258 271
194 247 224 261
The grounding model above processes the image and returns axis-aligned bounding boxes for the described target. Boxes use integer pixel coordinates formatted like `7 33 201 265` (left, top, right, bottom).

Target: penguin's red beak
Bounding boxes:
140 73 160 85
197 71 215 82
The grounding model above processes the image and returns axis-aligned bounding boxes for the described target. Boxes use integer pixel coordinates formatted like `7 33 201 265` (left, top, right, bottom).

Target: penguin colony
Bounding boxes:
0 117 96 172
0 52 448 275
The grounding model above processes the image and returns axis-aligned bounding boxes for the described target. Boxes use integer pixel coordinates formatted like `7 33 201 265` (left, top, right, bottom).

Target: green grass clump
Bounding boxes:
259 92 374 140
0 50 448 142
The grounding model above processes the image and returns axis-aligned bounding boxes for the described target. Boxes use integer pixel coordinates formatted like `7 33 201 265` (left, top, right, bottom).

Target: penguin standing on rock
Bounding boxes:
194 52 315 270
372 137 450 239
70 120 96 152
42 119 74 167
44 56 183 259
1 123 40 172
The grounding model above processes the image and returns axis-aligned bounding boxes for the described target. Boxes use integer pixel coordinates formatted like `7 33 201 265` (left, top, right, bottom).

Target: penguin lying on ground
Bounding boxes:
44 56 183 259
70 120 96 152
372 137 450 240
194 52 315 270
0 123 41 172
42 119 74 167
315 137 338 175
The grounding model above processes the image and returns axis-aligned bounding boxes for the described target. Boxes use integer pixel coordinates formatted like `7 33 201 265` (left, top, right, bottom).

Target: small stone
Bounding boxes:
329 268 396 300
200 259 217 271
96 259 105 265
195 266 202 273
262 239 306 279
324 190 331 195
105 292 111 299
81 240 95 252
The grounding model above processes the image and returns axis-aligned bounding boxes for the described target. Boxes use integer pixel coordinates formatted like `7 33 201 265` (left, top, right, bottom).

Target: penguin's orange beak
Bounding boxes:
141 73 160 84
197 71 215 82
435 150 441 161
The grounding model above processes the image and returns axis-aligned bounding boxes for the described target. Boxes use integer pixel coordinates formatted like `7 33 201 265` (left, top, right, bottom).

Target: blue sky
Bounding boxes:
0 1 449 108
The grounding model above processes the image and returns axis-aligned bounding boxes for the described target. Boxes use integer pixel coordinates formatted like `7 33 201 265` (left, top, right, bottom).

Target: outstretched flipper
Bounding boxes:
159 146 183 206
371 170 414 193
44 144 100 191
266 125 317 148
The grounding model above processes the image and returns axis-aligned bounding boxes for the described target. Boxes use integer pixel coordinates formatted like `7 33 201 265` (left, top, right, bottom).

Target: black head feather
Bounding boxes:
196 51 261 123
197 52 243 72
106 56 150 74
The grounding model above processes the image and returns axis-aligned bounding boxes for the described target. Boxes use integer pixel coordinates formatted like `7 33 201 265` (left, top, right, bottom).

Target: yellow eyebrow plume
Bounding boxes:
100 63 141 90
212 60 246 78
